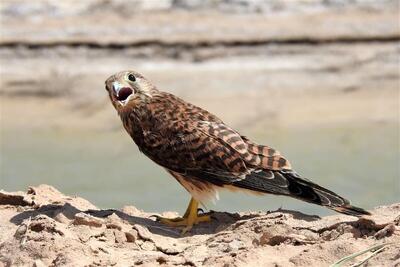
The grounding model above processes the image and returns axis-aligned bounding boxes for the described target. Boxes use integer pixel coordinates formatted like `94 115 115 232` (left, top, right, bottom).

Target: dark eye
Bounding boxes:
128 74 136 82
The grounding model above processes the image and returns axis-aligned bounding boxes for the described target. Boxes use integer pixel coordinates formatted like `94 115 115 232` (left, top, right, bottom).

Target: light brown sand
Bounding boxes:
0 185 398 267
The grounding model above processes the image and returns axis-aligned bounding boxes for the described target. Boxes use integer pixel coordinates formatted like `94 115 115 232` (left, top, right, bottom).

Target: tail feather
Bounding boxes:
233 169 371 216
331 204 371 216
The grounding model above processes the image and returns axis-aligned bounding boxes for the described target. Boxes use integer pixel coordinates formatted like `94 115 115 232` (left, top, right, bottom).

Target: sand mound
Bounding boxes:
0 185 399 266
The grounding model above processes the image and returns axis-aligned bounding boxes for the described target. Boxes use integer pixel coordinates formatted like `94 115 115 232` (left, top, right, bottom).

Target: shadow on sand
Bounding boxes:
10 201 322 238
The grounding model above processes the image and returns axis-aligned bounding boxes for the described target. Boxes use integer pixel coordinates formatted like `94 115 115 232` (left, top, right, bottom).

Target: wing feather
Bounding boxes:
139 93 292 185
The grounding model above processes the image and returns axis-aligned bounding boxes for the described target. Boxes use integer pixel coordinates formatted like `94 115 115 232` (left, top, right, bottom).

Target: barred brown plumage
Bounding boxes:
105 70 371 233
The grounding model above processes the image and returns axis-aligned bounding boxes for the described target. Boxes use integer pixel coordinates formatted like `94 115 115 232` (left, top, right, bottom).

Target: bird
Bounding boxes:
104 70 370 233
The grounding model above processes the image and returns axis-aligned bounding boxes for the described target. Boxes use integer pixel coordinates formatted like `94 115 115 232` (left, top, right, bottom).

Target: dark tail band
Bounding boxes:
331 204 371 216
233 169 371 217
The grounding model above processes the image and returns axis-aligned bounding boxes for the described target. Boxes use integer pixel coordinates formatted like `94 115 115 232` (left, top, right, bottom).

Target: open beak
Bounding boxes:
112 82 134 106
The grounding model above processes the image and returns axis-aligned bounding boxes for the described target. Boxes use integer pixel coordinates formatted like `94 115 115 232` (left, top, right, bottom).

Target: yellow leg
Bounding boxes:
155 197 211 234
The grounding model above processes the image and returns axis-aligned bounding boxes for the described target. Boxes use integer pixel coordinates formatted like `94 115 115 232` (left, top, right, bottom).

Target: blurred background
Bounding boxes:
0 0 399 216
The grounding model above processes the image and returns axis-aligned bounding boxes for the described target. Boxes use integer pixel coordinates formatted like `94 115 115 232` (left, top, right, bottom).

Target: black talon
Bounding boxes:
209 210 218 221
197 208 205 214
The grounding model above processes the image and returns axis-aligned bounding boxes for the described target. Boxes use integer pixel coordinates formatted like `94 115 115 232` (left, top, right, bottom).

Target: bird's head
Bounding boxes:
105 70 156 112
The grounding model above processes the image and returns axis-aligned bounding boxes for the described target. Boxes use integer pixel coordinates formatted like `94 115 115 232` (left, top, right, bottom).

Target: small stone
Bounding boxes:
73 212 103 227
374 224 396 239
134 259 143 265
104 229 116 243
98 246 110 254
140 241 156 251
259 232 289 246
106 213 123 230
54 212 70 224
254 225 263 233
252 238 260 246
14 224 27 238
33 260 46 267
156 257 167 264
0 190 33 206
28 215 64 236
17 206 25 212
155 242 183 255
89 244 99 254
321 229 340 241
97 236 107 242
394 215 400 225
125 229 138 243
222 236 234 243
228 240 244 251
76 227 93 242
257 224 294 246
208 242 218 248
114 229 127 243
133 224 152 241
221 244 232 252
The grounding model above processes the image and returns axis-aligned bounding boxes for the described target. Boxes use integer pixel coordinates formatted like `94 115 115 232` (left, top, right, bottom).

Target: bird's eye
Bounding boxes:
127 74 136 82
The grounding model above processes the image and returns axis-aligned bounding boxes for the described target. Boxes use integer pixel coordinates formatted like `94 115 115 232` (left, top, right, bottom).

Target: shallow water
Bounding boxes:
1 122 399 216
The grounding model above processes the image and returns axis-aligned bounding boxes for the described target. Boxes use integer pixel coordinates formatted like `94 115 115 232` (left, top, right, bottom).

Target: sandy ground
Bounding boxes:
0 185 399 267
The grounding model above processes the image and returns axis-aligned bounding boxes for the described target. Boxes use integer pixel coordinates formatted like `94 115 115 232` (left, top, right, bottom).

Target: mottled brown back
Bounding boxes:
117 90 370 216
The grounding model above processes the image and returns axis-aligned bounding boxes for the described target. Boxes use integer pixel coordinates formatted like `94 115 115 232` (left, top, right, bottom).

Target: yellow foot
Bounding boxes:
156 214 211 234
153 197 212 234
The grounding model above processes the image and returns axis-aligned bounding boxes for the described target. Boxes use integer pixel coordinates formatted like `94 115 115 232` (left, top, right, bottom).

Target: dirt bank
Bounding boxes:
0 185 398 266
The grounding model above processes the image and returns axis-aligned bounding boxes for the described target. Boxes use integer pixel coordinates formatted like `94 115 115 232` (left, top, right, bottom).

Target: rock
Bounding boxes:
114 230 127 244
73 212 103 228
0 190 33 206
14 224 28 239
125 229 138 243
321 229 341 241
140 241 156 251
0 185 399 266
155 239 184 255
105 213 123 231
33 260 46 267
103 229 116 243
258 225 293 246
133 224 153 241
374 224 396 239
156 256 168 265
53 211 70 224
29 215 64 236
75 225 105 243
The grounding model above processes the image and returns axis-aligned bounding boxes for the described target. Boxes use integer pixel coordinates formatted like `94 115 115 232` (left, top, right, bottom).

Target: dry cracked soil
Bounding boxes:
0 185 399 267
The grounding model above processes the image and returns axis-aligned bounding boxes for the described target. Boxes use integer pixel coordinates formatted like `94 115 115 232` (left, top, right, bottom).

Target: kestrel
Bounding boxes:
105 70 370 233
